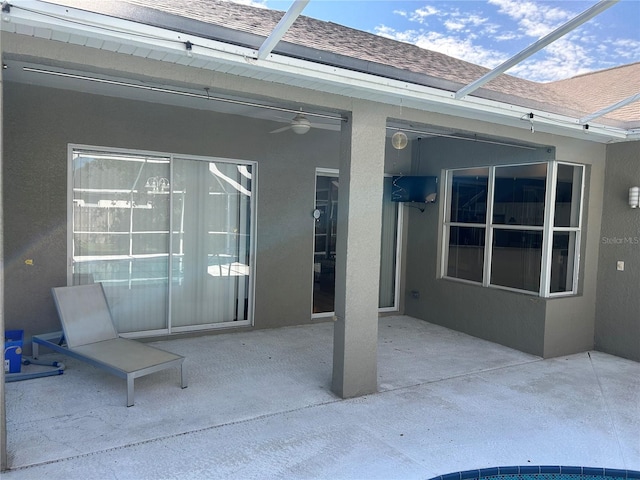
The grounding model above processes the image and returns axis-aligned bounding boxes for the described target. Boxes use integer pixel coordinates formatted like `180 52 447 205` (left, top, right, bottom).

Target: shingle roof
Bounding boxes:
93 0 640 128
545 63 640 125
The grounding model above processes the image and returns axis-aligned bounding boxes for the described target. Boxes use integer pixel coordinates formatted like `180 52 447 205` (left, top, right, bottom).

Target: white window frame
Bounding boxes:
440 161 584 298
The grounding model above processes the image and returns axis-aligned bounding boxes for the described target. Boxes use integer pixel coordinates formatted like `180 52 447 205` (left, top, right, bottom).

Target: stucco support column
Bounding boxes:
332 102 386 398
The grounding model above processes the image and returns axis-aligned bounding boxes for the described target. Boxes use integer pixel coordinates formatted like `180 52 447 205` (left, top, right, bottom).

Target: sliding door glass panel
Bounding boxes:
313 175 338 314
171 159 252 327
379 177 399 308
71 150 170 333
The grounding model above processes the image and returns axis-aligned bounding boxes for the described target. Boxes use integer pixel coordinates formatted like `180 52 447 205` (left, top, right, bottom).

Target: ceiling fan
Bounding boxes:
270 113 336 135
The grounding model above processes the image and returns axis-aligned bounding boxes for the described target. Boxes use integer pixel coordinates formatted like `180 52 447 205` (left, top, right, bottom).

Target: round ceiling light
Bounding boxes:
391 131 408 150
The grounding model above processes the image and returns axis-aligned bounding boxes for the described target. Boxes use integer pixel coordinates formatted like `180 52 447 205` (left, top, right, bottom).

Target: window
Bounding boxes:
442 161 584 297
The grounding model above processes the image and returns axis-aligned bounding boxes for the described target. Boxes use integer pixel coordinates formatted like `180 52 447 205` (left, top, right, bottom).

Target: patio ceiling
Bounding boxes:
2 0 639 142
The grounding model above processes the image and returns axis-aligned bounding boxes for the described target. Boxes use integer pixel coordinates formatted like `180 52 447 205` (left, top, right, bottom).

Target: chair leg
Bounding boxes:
180 362 187 389
127 375 134 407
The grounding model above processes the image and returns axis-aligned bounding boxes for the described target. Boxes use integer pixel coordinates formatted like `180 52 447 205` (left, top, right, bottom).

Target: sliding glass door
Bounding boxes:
70 147 255 336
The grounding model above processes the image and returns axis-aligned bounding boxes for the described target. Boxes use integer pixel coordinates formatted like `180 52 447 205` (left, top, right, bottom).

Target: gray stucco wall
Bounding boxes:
3 82 341 343
595 141 640 361
403 135 605 358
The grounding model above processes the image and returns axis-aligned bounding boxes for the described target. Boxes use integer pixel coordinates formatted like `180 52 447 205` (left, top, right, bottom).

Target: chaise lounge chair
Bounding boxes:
32 283 187 406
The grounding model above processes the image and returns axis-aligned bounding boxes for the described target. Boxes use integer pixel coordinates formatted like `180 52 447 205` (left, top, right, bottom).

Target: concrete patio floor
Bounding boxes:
4 315 639 479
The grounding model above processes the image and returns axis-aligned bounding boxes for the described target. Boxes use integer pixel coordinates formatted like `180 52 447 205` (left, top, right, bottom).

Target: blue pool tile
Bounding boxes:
498 466 520 475
561 467 583 475
627 470 640 479
584 468 605 476
442 472 461 480
479 467 499 477
604 470 628 478
521 466 541 474
460 469 480 480
540 466 562 474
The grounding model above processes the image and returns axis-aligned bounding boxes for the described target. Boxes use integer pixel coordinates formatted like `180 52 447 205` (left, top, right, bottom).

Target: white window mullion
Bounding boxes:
483 167 496 287
540 161 557 297
573 164 586 294
67 144 75 286
167 155 175 333
236 171 249 321
440 170 453 278
571 231 581 294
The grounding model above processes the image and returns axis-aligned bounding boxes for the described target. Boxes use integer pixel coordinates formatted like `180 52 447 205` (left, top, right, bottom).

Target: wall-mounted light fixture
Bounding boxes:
629 186 639 208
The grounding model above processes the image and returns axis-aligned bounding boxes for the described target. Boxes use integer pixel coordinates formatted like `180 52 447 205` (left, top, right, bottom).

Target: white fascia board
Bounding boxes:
3 0 631 143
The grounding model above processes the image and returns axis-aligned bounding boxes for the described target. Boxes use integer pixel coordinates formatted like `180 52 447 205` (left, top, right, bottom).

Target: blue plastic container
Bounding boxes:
4 329 24 373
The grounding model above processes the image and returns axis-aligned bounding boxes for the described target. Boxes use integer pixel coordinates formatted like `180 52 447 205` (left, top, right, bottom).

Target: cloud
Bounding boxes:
494 31 519 42
488 0 573 37
409 5 440 23
609 37 640 60
509 37 595 81
444 13 489 33
375 25 508 69
376 3 509 69
375 25 421 45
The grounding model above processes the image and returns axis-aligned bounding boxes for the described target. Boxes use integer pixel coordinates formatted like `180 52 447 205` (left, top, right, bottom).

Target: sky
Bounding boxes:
227 0 640 83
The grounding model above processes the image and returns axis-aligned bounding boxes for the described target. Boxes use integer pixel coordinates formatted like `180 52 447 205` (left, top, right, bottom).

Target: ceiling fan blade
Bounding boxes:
309 122 340 131
270 125 292 134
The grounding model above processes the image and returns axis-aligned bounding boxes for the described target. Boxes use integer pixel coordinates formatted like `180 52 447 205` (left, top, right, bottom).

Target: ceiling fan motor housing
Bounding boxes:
291 114 311 134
